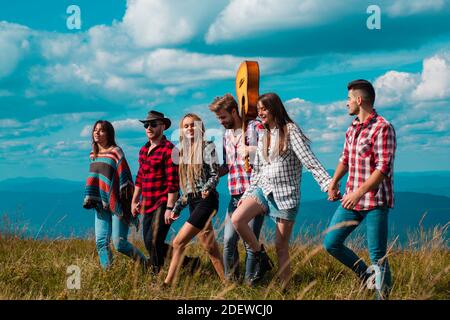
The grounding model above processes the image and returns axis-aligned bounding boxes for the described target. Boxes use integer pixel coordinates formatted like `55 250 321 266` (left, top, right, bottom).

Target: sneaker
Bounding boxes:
249 244 273 285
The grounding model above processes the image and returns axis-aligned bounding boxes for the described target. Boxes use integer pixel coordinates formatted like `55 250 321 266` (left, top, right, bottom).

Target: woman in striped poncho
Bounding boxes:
83 120 147 270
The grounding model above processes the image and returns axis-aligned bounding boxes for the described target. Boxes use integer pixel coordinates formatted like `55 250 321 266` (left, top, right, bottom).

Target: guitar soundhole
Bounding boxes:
241 96 246 111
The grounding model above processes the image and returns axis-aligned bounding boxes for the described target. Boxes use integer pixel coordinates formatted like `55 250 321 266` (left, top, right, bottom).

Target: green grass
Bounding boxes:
0 222 448 300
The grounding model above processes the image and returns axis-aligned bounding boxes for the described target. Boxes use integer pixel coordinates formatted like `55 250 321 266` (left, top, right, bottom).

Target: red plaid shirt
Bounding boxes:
135 136 179 214
222 120 264 195
340 110 396 211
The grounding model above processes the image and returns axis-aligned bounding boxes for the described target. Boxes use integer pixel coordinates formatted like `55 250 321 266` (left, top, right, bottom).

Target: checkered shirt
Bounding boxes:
340 110 396 211
172 141 219 214
242 122 332 210
135 136 179 214
222 120 264 195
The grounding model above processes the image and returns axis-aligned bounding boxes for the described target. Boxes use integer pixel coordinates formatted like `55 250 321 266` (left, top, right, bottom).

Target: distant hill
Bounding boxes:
289 192 450 245
1 175 449 245
0 177 84 194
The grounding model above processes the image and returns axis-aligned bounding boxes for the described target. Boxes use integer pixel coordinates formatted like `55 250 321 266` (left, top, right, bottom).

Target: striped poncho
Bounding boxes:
83 146 138 227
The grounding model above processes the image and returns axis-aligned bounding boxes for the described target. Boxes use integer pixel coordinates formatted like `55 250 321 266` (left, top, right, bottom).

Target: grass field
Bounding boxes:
0 221 448 300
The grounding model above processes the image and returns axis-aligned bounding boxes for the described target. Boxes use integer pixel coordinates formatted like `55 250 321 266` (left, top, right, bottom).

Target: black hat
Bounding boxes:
139 110 171 130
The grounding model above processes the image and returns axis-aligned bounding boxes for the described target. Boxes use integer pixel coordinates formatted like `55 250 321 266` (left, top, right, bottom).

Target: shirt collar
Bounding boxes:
352 109 378 128
145 135 168 148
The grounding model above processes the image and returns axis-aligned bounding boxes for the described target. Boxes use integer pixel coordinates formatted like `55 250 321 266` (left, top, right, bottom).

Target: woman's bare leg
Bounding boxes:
231 197 266 252
197 221 225 281
164 222 200 285
275 218 295 287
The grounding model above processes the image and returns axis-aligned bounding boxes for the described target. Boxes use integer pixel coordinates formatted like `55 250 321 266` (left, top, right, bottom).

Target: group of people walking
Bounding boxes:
83 79 396 299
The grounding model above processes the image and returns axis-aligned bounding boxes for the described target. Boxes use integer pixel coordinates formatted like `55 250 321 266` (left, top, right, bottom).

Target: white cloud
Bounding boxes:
111 119 142 131
205 0 358 43
80 125 91 138
373 52 450 107
413 53 450 100
0 112 105 139
374 71 420 106
386 0 446 17
0 22 30 78
143 49 297 85
283 50 450 156
122 0 225 48
205 0 450 43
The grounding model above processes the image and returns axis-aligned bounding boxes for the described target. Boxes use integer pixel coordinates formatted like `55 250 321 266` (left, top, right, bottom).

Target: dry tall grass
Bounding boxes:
0 217 448 300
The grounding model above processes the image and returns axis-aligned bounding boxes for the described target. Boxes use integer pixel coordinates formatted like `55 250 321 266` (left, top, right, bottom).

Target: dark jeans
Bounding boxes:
142 204 170 272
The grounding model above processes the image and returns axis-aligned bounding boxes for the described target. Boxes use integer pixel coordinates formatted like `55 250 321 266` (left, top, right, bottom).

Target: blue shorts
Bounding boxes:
244 187 298 222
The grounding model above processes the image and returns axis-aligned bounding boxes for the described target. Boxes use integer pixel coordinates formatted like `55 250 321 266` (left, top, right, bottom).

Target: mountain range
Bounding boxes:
1 172 449 246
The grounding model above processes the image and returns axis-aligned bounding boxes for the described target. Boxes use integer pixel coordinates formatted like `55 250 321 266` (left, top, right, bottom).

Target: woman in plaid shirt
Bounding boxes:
164 113 225 286
232 93 332 288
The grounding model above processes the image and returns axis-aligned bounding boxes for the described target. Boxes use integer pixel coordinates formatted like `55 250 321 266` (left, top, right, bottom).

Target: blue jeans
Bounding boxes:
95 209 147 270
223 194 265 281
323 205 392 294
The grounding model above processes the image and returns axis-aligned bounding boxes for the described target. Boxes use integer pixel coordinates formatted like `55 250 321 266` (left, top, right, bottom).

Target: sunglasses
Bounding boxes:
143 120 162 129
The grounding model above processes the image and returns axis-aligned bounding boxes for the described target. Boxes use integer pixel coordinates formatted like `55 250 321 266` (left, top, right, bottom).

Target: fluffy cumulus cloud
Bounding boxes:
284 98 348 153
0 22 30 78
413 53 450 100
1 0 450 177
374 52 450 105
284 52 450 155
122 0 226 48
0 17 295 111
374 71 420 106
268 51 450 158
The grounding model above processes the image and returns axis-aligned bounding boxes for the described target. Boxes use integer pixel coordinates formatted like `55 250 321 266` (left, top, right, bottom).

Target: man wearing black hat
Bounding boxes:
131 111 180 273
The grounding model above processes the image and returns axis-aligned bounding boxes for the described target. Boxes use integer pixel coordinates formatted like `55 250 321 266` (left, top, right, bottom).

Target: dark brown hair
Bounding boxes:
258 93 310 159
91 120 117 158
209 93 238 114
347 79 376 106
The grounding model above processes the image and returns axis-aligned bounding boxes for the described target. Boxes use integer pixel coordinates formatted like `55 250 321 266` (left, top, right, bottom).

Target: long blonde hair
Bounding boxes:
178 113 206 195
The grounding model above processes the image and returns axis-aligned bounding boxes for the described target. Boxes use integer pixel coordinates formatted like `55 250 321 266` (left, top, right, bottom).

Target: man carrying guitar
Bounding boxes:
209 94 264 285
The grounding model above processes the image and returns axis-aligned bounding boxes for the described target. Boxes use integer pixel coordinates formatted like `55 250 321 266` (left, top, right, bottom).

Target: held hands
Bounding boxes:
327 181 342 202
131 201 141 217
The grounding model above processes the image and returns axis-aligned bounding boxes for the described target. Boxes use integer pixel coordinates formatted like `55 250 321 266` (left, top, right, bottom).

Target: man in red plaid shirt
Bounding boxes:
323 79 396 300
131 110 180 273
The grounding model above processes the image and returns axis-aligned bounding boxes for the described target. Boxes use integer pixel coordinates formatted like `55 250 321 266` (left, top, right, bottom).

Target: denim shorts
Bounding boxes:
244 187 298 222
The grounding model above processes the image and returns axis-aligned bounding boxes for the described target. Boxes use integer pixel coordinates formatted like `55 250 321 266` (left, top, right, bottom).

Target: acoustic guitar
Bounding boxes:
235 61 260 172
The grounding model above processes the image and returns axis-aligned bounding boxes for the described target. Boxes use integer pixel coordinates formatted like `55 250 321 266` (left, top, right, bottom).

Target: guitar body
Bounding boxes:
235 61 259 120
235 61 260 172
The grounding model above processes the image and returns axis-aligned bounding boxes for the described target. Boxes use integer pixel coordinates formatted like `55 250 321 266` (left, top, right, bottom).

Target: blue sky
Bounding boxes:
1 0 450 181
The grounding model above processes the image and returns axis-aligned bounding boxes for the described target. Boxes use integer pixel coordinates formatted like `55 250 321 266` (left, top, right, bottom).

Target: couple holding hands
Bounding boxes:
83 79 396 299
